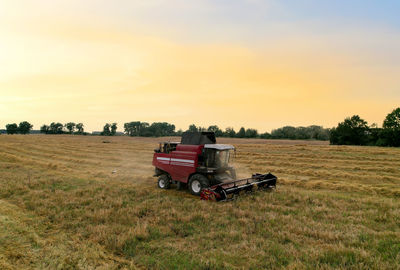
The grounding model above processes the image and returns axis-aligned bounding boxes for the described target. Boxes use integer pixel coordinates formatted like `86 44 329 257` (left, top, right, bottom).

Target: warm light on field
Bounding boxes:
0 135 399 268
1 1 400 267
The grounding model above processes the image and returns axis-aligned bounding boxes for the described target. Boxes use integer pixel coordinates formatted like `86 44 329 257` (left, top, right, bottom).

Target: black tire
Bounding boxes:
158 174 171 189
188 174 210 196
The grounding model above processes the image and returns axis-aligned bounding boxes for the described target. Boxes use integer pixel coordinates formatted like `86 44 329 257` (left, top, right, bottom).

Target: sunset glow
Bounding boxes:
1 0 399 132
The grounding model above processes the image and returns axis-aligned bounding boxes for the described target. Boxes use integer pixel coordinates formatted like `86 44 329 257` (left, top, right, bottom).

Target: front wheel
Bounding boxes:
158 175 171 189
188 174 210 196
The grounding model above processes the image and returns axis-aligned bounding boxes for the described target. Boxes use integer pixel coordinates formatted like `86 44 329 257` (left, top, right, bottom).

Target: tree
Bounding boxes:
110 123 118 136
49 122 64 134
245 128 258 138
76 123 84 134
101 123 111 136
176 129 183 136
40 124 50 134
381 108 400 146
6 123 18 134
309 125 330 141
207 125 223 137
188 124 199 132
124 122 135 136
124 121 148 136
237 127 246 138
65 122 76 134
383 108 400 129
330 115 370 145
260 132 271 139
146 122 175 137
269 125 329 140
224 127 236 138
18 121 33 134
139 122 150 136
271 126 297 139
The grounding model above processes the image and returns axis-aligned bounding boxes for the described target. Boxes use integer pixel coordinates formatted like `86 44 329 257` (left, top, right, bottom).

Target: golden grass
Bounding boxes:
0 135 399 269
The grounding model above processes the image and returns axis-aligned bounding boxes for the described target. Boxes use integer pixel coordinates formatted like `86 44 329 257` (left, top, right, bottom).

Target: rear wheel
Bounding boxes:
188 174 209 196
158 174 171 189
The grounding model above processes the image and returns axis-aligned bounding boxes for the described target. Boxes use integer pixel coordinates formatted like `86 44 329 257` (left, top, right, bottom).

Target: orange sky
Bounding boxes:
1 1 399 132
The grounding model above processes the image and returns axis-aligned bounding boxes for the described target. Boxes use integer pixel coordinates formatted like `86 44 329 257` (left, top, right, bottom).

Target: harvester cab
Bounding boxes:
152 132 277 201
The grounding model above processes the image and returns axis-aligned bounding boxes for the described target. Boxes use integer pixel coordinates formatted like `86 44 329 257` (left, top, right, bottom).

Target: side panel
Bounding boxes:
153 145 203 183
152 153 172 174
169 152 197 183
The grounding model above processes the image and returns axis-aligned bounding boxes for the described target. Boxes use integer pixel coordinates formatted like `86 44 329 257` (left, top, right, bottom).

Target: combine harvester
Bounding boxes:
152 132 277 201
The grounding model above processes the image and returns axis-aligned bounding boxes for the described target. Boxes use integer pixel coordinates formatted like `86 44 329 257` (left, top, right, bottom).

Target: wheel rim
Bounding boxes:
159 178 166 188
191 180 201 193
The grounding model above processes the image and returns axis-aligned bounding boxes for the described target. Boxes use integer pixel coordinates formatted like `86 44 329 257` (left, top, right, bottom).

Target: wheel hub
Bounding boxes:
191 180 201 193
159 179 165 188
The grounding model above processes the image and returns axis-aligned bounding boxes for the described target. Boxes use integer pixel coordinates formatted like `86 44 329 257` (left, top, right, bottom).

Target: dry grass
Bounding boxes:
0 135 399 269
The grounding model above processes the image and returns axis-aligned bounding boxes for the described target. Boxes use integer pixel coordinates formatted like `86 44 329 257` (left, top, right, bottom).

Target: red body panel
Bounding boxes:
152 144 203 183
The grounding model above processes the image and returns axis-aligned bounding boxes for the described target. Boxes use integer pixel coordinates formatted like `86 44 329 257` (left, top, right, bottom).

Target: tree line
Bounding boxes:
3 107 399 147
40 122 86 134
4 121 33 134
122 121 329 140
3 120 329 140
330 108 400 147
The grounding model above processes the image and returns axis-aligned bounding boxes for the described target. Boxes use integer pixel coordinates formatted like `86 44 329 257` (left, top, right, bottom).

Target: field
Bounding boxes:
0 135 399 269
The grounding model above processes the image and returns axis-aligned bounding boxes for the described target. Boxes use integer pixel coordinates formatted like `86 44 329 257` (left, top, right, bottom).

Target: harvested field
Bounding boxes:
0 135 399 269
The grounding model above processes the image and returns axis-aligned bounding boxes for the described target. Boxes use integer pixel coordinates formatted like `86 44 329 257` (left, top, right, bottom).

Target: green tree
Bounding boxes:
18 121 33 134
6 123 18 134
260 132 271 139
381 108 400 146
245 128 258 138
188 124 199 132
40 124 50 134
101 123 111 136
270 125 329 140
139 122 150 136
110 123 118 136
176 129 183 136
237 127 246 138
50 122 64 134
124 122 134 136
224 127 236 137
146 122 175 137
76 123 84 134
309 125 330 140
330 115 370 145
271 126 297 139
65 122 76 134
207 125 223 137
383 108 400 129
124 121 148 136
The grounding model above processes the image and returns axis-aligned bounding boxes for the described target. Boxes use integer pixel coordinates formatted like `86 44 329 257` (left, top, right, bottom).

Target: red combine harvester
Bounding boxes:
152 132 277 201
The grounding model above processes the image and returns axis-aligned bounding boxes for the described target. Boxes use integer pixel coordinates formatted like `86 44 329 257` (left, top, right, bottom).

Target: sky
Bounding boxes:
1 0 399 132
